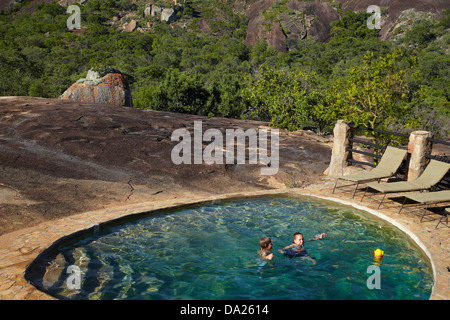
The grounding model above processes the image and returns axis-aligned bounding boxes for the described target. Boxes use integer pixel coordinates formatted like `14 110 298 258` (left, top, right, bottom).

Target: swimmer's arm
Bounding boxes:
307 233 326 242
260 250 274 260
279 243 295 252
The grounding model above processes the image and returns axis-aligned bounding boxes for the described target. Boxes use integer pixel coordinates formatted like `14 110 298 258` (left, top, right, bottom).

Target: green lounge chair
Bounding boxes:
332 146 408 198
399 189 450 213
361 159 450 209
399 190 450 228
440 208 450 228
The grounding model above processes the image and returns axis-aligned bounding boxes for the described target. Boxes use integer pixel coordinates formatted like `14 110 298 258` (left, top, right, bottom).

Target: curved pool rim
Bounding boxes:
308 193 437 281
23 190 437 300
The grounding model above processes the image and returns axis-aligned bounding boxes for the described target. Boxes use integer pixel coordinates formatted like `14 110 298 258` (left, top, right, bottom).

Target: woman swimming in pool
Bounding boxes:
279 232 325 258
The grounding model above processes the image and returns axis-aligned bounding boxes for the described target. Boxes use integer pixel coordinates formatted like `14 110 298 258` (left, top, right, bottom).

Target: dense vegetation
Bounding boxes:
1 1 449 138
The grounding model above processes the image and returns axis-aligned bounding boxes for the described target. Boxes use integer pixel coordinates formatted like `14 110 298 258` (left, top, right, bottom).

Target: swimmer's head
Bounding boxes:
293 232 304 245
260 237 272 250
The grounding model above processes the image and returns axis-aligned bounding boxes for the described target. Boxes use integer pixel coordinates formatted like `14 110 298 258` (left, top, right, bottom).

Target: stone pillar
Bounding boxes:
407 131 433 181
327 120 351 177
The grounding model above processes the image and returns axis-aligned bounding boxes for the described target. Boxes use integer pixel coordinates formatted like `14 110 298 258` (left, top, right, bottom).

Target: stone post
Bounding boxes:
407 131 433 181
327 120 351 177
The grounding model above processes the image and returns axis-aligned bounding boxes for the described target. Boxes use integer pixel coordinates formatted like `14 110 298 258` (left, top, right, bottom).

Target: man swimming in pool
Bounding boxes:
278 232 325 258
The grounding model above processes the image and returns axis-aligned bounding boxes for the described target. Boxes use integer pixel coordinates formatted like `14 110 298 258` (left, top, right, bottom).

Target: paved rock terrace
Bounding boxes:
0 96 448 300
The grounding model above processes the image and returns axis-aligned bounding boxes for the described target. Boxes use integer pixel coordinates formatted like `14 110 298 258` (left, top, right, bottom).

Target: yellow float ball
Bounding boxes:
374 248 384 258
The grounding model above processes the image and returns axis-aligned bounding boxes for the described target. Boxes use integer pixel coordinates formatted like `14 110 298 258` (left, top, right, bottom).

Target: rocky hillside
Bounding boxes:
1 0 449 51
243 0 341 50
244 0 449 49
339 0 448 40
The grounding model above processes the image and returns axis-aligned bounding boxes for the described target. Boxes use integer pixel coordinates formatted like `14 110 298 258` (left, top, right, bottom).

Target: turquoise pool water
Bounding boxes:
29 195 433 300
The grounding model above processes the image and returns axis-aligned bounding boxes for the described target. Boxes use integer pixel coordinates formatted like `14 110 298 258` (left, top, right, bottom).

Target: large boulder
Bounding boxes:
60 68 133 107
244 14 287 52
244 0 340 51
151 5 163 16
161 8 177 23
124 19 138 32
143 4 152 17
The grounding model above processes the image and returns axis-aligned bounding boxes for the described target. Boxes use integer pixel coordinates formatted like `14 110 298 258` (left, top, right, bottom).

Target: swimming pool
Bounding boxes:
25 195 433 300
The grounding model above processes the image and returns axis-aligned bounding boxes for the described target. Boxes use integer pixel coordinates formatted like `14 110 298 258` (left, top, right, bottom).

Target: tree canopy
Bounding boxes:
0 2 449 138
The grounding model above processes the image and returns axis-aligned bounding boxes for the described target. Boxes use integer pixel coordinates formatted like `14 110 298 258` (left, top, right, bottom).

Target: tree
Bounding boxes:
206 72 246 118
241 64 325 131
324 49 422 151
403 21 436 48
150 69 211 115
329 10 380 40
